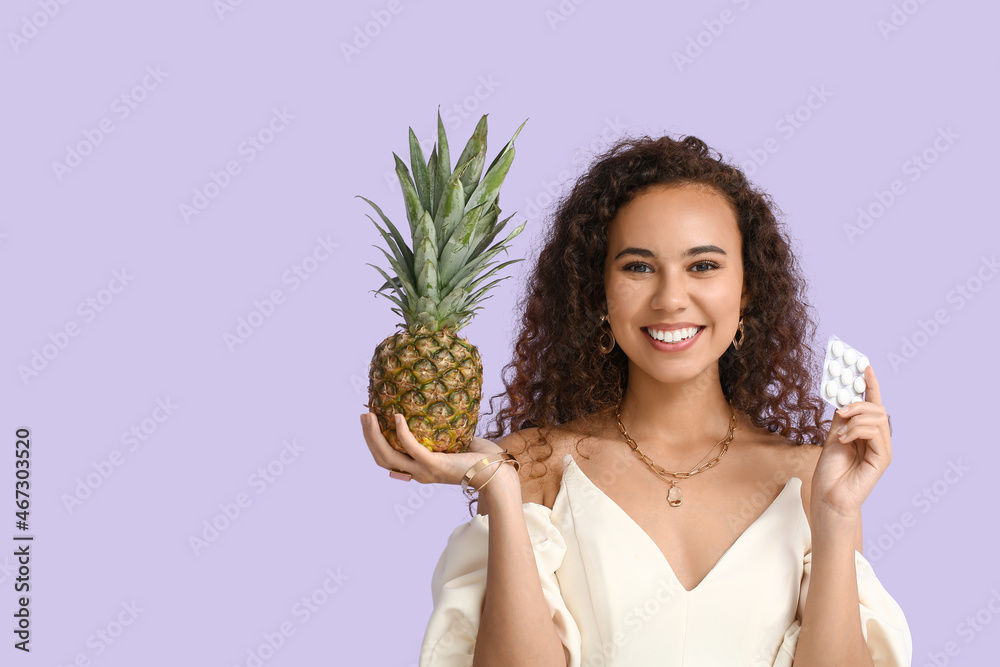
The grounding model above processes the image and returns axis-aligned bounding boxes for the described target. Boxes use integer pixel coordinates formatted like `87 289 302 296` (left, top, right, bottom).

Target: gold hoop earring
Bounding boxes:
732 316 745 351
598 313 617 354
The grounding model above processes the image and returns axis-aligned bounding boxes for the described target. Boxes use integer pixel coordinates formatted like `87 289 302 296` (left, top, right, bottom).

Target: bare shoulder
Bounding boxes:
778 437 823 480
479 419 591 512
764 433 823 527
499 425 575 506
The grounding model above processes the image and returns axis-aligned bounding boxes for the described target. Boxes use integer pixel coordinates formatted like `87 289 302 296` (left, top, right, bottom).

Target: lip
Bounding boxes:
643 325 703 352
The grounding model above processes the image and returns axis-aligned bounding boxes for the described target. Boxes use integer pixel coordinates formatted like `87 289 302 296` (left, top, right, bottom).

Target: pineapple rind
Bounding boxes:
368 328 483 453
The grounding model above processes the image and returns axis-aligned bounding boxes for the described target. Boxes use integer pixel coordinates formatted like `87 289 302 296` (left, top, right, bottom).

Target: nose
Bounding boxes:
649 268 689 311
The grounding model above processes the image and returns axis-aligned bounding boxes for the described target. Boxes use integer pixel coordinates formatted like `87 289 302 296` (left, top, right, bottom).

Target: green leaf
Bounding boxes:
356 195 414 273
411 211 440 302
465 141 515 215
437 201 488 287
436 108 451 207
454 115 488 201
433 156 475 255
441 201 500 283
465 258 522 293
469 210 514 259
426 146 438 219
365 214 412 282
366 262 410 311
375 275 401 292
414 297 439 331
436 285 468 317
408 128 431 214
463 118 526 217
484 118 527 176
373 247 419 300
442 220 526 294
373 286 408 311
466 278 509 305
393 153 424 237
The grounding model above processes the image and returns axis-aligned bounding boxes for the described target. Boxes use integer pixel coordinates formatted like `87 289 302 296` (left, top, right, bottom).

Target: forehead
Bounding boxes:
606 183 741 251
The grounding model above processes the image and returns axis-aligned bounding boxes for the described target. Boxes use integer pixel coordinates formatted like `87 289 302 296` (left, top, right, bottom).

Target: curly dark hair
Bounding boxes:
471 133 831 513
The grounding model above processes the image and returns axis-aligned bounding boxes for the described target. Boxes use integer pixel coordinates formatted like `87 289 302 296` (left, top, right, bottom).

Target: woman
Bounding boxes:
361 134 913 666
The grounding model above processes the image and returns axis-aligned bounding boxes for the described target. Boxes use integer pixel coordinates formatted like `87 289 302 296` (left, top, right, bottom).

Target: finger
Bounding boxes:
391 413 439 465
837 421 889 459
838 425 886 456
835 398 886 420
863 364 881 406
360 413 384 463
836 409 892 450
836 411 885 435
362 412 418 471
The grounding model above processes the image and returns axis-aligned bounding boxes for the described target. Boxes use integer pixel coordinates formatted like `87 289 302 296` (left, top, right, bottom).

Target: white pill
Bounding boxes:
853 377 866 393
851 395 863 403
840 369 854 385
844 348 858 365
856 355 869 372
828 359 843 377
831 340 845 356
837 388 852 406
825 380 839 398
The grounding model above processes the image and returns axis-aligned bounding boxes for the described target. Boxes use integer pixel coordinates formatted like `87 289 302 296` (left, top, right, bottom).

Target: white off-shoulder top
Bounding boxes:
419 453 913 666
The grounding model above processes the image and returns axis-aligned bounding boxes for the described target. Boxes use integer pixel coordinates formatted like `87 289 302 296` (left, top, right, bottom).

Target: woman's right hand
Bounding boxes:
361 411 508 487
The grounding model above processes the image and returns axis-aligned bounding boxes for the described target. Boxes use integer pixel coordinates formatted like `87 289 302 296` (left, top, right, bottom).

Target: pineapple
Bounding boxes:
360 110 527 453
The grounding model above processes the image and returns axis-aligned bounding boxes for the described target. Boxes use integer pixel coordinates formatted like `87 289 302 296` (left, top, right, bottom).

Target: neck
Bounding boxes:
614 363 737 465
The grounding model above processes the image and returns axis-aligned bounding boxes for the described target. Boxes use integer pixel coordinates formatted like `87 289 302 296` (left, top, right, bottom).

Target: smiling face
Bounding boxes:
603 182 747 387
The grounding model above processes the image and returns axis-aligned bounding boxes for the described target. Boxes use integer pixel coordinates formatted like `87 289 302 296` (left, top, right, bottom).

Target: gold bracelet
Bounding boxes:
463 458 520 498
461 451 520 493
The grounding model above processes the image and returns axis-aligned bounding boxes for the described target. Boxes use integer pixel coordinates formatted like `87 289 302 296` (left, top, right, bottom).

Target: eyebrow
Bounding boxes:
613 245 727 260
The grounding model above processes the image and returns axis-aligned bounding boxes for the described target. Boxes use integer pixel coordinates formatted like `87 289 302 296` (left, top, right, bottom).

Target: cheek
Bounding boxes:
697 277 743 319
710 268 743 298
603 278 634 315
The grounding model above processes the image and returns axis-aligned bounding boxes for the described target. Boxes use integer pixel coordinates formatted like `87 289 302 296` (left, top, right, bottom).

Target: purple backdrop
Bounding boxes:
3 1 997 665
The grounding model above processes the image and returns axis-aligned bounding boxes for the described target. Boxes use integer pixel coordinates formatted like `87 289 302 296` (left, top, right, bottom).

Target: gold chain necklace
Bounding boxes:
614 401 737 508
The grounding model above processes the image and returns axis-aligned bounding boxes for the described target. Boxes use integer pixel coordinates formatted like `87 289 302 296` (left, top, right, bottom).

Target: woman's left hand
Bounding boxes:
811 364 892 521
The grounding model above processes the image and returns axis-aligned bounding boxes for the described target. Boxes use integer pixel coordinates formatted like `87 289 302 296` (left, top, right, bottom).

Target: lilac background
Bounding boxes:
2 1 997 665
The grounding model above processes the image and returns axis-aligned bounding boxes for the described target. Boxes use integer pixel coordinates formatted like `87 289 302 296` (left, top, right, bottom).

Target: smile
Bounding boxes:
644 326 702 343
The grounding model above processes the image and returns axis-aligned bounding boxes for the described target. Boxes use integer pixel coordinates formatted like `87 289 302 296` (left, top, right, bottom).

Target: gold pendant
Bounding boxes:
667 480 682 507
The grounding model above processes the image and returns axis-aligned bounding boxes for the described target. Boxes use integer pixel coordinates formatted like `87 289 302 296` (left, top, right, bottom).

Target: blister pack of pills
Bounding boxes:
820 335 870 409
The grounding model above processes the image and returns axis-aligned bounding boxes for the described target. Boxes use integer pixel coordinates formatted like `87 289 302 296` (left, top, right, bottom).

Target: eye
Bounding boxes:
623 261 653 273
691 260 721 273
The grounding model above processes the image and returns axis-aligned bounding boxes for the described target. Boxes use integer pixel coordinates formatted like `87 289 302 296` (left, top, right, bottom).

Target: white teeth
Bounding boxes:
646 326 699 343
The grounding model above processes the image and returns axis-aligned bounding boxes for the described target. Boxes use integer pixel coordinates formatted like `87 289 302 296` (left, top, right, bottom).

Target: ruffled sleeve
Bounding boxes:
418 502 582 667
773 549 913 666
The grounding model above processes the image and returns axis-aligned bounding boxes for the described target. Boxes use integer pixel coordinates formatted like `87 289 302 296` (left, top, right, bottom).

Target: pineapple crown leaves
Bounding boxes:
358 108 528 334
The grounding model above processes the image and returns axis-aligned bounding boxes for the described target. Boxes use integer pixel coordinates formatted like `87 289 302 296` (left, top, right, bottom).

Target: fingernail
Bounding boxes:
838 425 847 434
